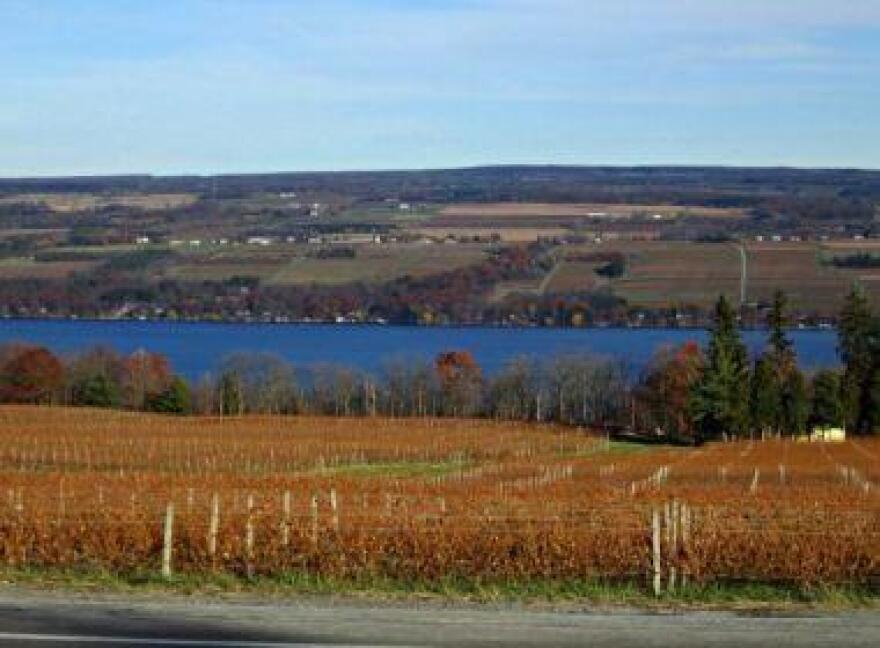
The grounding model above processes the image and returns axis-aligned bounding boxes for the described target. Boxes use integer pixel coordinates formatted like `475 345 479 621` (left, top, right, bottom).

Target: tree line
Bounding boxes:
0 286 876 440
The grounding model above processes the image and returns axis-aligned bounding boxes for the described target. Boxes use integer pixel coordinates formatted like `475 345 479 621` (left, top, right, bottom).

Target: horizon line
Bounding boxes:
1 161 879 182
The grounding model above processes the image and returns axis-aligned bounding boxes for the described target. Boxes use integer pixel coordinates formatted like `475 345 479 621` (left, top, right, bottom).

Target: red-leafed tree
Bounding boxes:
435 350 483 417
636 341 704 439
0 344 64 404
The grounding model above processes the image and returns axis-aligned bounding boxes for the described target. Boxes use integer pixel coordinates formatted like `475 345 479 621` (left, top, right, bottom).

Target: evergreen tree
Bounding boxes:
768 290 794 361
759 289 800 436
146 377 191 415
867 365 880 433
779 368 809 436
749 356 780 438
810 369 843 430
838 284 874 433
74 373 121 409
690 295 750 441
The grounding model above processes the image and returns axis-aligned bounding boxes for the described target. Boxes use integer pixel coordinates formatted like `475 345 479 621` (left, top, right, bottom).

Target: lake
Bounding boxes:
0 319 840 379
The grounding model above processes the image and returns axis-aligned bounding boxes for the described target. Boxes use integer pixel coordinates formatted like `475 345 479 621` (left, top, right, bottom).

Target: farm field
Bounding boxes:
161 243 488 286
264 243 487 286
544 241 880 312
413 226 569 242
0 257 99 280
435 202 746 223
0 406 876 594
0 193 198 212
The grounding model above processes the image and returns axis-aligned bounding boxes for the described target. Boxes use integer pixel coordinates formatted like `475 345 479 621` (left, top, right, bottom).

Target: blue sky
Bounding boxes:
1 0 879 175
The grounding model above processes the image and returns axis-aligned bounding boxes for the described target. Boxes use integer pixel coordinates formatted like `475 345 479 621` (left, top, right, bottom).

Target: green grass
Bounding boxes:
561 441 663 458
315 459 472 478
1 567 876 609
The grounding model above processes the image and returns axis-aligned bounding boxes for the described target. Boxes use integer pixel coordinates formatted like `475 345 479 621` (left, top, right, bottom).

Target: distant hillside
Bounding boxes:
1 166 878 219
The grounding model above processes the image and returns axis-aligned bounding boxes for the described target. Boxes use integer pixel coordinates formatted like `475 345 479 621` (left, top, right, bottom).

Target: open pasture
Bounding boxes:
0 407 876 592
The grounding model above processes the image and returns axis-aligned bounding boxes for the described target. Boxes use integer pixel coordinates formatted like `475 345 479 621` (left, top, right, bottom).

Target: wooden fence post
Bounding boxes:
669 500 679 592
680 502 690 590
162 502 174 578
208 493 219 566
245 493 254 579
330 489 339 532
750 468 760 495
281 490 291 548
310 494 319 546
652 508 662 597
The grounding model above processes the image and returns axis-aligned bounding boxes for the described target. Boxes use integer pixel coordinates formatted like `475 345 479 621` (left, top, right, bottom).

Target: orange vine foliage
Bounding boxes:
0 406 876 588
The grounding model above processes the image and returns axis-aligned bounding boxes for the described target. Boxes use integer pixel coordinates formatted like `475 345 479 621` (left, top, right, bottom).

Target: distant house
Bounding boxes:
188 240 202 247
135 236 150 245
247 237 275 246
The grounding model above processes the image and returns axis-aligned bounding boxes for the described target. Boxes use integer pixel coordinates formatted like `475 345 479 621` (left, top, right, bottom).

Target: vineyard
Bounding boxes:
0 406 877 594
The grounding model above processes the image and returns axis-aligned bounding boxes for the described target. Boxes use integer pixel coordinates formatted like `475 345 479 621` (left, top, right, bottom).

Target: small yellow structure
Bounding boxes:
797 427 847 443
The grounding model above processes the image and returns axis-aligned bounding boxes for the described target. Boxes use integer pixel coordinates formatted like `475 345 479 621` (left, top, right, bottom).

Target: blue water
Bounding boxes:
0 320 840 379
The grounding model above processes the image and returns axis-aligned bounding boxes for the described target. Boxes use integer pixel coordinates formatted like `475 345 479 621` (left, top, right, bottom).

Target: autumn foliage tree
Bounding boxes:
122 349 174 410
0 344 63 404
435 351 483 417
636 342 704 439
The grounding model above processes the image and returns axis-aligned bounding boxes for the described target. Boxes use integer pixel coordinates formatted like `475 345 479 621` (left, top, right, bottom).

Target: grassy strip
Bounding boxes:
1 567 876 609
315 459 472 478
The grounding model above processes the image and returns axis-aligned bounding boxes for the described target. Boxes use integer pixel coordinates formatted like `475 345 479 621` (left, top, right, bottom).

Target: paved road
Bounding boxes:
0 589 877 647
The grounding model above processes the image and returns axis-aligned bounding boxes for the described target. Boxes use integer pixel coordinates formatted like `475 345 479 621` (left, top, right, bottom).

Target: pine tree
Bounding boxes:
780 368 809 436
145 377 191 415
750 356 780 438
810 369 843 430
691 295 750 441
768 290 793 361
760 289 800 436
76 373 121 409
838 284 874 433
